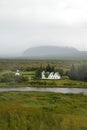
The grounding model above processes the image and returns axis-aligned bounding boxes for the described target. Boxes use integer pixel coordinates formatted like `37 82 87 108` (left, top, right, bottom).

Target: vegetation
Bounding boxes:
0 91 87 130
0 59 79 71
0 59 87 88
69 63 87 81
0 72 28 83
0 59 87 129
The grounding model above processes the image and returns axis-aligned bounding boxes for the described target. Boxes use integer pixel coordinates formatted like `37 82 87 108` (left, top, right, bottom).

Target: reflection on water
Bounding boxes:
0 87 87 94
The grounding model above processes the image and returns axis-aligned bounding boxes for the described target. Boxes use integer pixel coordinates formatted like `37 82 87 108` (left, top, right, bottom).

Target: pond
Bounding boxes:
0 87 87 94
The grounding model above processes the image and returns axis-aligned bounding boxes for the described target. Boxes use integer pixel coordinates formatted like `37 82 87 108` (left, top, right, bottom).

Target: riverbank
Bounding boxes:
0 79 87 88
0 91 87 130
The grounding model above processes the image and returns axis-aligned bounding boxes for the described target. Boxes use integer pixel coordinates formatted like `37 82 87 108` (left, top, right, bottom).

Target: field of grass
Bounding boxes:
0 78 87 88
0 91 87 130
0 59 83 70
27 79 87 88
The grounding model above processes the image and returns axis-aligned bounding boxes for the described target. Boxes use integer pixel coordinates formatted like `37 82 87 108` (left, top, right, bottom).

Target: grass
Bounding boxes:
23 79 87 88
0 91 87 130
0 59 84 70
0 76 87 88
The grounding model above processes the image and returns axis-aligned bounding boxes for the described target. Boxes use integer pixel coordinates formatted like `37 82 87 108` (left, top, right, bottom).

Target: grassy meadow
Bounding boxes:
0 91 87 130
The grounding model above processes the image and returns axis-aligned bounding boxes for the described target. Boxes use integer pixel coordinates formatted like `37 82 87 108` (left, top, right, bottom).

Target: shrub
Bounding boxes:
0 72 28 83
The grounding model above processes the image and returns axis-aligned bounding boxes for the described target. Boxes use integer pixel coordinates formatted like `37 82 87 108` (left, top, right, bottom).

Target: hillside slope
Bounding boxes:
23 46 87 59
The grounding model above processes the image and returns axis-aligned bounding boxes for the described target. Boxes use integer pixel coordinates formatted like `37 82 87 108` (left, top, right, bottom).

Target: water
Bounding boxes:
0 87 87 94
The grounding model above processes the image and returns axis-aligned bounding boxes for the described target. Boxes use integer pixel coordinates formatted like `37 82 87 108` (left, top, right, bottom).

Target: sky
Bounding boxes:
0 0 87 56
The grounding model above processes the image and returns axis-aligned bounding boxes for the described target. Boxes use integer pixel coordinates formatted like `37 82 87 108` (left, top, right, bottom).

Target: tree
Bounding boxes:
69 63 87 81
35 65 43 79
69 64 77 80
57 69 64 76
45 64 55 72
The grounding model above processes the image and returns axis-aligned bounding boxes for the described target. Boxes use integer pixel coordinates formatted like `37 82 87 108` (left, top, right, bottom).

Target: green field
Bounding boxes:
0 59 83 70
0 91 87 130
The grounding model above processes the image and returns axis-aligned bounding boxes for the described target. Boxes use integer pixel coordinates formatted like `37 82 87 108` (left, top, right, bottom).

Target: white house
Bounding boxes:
15 70 21 76
53 72 61 79
41 71 61 79
48 72 54 79
41 71 46 79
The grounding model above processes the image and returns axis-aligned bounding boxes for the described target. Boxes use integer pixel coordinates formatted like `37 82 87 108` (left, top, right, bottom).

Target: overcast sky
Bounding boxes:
0 0 87 56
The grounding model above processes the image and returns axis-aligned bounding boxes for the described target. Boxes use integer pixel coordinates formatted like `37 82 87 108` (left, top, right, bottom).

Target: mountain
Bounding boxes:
23 46 87 60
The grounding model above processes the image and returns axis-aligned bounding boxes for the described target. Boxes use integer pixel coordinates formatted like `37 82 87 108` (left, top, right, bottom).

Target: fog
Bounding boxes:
0 0 87 56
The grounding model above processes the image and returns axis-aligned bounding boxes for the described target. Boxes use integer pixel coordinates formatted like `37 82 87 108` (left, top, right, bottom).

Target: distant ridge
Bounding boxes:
23 46 87 59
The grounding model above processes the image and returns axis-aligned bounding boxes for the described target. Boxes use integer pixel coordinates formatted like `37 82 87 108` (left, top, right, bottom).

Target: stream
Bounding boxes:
0 87 87 94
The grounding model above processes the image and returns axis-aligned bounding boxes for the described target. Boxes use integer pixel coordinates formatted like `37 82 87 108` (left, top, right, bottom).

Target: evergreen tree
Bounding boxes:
69 63 87 81
35 65 43 79
45 64 55 72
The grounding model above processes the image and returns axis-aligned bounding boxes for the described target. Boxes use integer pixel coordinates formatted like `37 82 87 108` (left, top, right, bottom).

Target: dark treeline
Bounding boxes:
69 63 87 81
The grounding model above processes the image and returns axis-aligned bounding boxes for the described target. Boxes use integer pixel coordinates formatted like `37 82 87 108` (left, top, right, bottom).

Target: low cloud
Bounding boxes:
0 0 87 56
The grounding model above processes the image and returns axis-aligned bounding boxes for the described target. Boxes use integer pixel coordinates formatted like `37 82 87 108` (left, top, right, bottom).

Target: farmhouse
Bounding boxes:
15 70 21 76
41 71 61 79
41 71 46 79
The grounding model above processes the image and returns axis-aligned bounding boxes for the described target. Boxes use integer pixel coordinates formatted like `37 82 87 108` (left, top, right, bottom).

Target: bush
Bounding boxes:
0 72 28 83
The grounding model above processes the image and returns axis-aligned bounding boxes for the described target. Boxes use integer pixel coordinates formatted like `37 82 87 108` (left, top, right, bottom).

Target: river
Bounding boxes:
0 87 87 94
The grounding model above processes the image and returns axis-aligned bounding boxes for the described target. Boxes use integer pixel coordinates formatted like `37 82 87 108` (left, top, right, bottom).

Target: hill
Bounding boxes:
23 46 87 60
